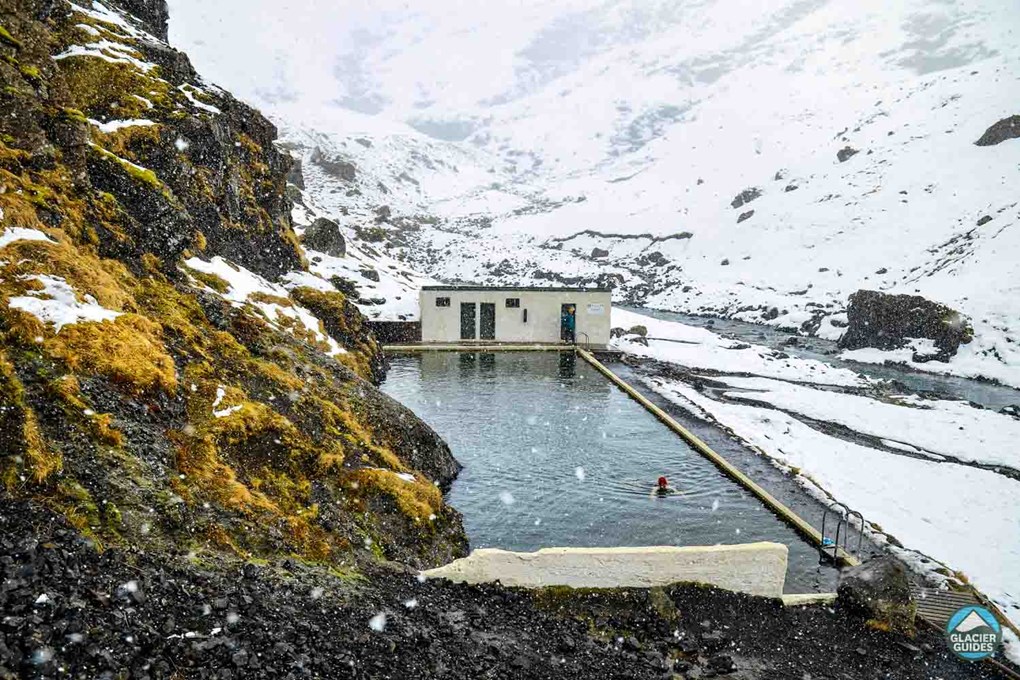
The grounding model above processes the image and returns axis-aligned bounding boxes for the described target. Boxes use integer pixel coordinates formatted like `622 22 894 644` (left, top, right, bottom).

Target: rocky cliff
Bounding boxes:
0 0 465 571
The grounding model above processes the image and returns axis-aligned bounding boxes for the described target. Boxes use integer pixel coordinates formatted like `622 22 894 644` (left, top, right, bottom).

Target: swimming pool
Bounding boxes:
382 351 839 593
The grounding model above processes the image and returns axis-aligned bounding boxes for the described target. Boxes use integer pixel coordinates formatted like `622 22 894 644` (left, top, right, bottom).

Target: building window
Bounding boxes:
436 297 451 307
505 298 520 308
523 309 528 323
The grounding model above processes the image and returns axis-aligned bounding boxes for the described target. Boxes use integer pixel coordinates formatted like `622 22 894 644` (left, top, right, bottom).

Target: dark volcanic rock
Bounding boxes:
109 0 170 39
730 187 762 209
837 556 916 635
974 115 1020 146
310 147 357 181
591 247 610 259
303 217 346 257
837 146 860 162
838 290 972 361
737 210 754 223
976 215 993 226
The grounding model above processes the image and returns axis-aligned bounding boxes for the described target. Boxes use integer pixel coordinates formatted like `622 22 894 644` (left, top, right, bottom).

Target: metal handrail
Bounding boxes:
820 501 864 564
577 332 590 350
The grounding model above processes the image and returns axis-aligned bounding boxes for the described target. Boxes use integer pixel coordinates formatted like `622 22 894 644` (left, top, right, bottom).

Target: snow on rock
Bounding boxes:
184 256 348 356
8 275 121 332
88 118 157 133
0 227 55 249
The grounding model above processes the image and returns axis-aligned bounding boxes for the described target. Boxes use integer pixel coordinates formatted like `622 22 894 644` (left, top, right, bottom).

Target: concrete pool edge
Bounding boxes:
423 543 789 597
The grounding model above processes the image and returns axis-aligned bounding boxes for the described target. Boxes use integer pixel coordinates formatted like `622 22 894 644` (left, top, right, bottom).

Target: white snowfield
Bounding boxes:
170 0 1020 388
609 308 1020 637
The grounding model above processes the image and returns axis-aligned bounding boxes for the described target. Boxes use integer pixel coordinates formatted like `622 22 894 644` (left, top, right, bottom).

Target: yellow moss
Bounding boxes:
173 433 272 513
193 231 207 251
46 314 177 395
0 351 60 489
91 413 125 447
19 64 41 83
93 123 163 161
289 286 379 380
248 291 292 307
44 375 124 446
140 252 162 273
0 239 136 312
0 24 21 48
187 268 231 294
352 468 442 521
90 143 164 190
50 480 101 535
54 54 171 120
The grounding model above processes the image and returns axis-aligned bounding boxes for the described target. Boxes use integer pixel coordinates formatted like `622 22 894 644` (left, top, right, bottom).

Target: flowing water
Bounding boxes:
629 307 1020 410
382 351 840 593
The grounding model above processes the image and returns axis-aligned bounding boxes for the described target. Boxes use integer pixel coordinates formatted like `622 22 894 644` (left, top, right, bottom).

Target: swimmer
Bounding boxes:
651 476 679 497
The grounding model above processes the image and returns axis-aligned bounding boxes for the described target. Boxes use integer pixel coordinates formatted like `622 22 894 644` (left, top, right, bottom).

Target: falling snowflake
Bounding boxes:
311 587 324 599
416 573 427 583
534 518 542 526
369 612 387 632
31 648 54 665
403 598 418 609
226 612 240 625
711 499 720 512
175 137 190 152
574 467 585 481
498 491 515 505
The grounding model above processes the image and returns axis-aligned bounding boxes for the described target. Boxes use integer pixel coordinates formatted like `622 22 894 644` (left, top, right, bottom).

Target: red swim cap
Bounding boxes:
657 476 668 487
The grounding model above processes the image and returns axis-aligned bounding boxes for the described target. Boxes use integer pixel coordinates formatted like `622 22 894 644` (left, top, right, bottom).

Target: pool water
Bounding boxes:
382 351 839 593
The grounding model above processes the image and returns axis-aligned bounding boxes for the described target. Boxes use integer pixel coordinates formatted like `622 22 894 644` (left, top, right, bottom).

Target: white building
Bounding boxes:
420 286 612 346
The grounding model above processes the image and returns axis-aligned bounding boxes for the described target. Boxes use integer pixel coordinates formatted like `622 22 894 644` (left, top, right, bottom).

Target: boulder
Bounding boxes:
977 215 993 226
591 247 610 259
360 267 381 282
838 290 972 362
974 115 1020 146
837 557 916 635
736 210 754 224
837 146 859 162
731 187 762 209
309 147 357 181
302 218 346 257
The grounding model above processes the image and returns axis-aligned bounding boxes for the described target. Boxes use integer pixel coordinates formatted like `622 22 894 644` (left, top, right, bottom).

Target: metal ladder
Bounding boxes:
576 332 591 351
819 501 864 564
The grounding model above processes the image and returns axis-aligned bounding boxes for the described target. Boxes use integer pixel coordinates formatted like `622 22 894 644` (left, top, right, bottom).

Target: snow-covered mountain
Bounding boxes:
167 0 1020 383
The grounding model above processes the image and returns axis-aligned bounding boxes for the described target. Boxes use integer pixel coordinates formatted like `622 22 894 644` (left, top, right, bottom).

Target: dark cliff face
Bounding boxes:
108 0 168 39
0 0 466 569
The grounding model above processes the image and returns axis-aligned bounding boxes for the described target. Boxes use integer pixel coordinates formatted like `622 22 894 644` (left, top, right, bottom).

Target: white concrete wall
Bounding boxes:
423 543 789 597
420 289 611 345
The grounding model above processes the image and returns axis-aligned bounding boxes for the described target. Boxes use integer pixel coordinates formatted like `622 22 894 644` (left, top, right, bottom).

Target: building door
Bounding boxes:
460 303 476 340
560 303 576 343
479 303 496 340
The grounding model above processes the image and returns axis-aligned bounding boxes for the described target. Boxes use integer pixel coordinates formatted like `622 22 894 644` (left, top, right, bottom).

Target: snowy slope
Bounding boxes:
611 308 1020 634
167 0 1020 383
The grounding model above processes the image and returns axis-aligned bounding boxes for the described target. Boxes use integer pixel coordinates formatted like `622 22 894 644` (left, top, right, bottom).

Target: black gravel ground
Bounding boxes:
0 500 1009 679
